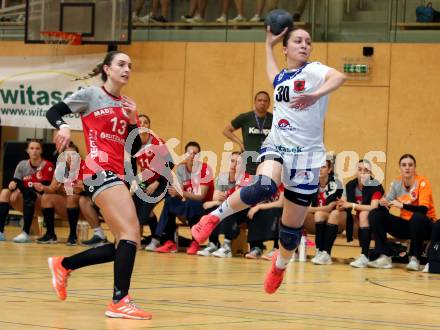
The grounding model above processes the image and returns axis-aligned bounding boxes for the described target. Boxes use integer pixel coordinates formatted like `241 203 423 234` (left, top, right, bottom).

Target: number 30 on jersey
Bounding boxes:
275 86 290 102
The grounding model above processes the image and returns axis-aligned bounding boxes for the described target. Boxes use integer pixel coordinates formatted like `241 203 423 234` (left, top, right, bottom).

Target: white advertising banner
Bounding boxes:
0 54 104 130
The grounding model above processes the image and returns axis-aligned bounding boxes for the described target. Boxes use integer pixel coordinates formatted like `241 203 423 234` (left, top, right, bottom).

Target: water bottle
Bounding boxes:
37 216 44 236
298 234 307 262
77 221 89 242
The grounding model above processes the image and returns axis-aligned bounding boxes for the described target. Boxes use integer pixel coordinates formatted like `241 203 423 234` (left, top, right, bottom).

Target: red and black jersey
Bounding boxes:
63 86 135 177
176 162 214 202
136 134 171 184
14 159 54 188
311 176 343 207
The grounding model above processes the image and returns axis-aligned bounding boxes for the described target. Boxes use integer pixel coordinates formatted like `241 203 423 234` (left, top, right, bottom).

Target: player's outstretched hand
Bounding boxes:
290 93 319 110
55 127 71 152
265 26 288 47
122 96 137 125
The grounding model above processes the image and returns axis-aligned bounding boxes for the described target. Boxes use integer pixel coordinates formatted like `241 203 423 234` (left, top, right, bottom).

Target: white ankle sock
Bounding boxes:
275 253 291 269
223 239 231 250
211 199 236 221
94 227 105 239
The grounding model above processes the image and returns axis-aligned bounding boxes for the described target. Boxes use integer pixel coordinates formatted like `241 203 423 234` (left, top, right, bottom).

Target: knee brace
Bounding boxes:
279 223 302 251
240 175 277 206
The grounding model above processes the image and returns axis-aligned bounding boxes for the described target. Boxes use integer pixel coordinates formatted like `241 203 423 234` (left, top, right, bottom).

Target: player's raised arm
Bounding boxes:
265 26 288 84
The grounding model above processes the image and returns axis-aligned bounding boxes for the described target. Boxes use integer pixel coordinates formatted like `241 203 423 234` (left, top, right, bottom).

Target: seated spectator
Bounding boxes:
368 154 437 271
132 114 174 252
134 0 170 23
245 184 284 260
0 139 54 243
312 159 384 267
216 0 265 23
198 152 251 258
36 142 83 245
416 2 434 22
183 0 208 23
155 141 214 254
303 159 343 261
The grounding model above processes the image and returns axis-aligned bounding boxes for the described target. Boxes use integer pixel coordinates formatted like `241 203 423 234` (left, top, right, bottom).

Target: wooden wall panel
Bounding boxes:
182 43 255 173
325 86 389 184
388 44 440 213
121 42 187 155
327 43 391 87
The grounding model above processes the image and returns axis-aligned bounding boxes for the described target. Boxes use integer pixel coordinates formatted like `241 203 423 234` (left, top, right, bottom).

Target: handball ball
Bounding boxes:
264 9 294 35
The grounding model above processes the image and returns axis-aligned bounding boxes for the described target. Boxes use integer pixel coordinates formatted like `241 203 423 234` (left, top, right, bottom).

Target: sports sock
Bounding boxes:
211 199 236 221
61 243 115 270
67 207 80 238
42 208 55 236
113 240 137 302
0 202 10 233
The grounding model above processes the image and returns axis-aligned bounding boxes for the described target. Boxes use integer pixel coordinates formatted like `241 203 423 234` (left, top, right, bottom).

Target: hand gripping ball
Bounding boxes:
264 9 294 35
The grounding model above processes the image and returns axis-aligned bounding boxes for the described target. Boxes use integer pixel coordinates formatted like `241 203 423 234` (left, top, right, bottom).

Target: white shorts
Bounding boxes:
257 144 326 195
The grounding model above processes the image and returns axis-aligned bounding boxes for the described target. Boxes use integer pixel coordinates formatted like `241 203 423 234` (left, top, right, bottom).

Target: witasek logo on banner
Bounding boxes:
0 54 104 130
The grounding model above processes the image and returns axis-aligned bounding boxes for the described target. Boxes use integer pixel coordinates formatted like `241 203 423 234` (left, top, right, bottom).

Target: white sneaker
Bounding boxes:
212 246 232 258
139 14 152 23
423 263 429 273
145 238 160 252
350 254 369 268
312 251 332 265
216 15 226 23
197 242 218 256
13 232 32 243
311 250 322 263
367 254 393 269
249 14 261 22
0 232 5 241
230 15 246 22
406 256 420 271
186 15 204 23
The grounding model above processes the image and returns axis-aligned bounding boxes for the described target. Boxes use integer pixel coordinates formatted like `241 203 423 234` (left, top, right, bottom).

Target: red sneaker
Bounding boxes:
155 240 177 253
191 214 220 244
105 295 152 320
264 250 286 294
48 256 72 300
186 241 199 255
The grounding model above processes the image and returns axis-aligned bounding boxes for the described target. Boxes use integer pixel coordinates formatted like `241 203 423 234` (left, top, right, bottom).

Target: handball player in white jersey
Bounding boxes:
192 27 346 294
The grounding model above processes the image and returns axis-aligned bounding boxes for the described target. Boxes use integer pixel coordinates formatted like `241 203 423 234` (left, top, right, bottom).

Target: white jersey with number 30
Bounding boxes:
262 61 331 168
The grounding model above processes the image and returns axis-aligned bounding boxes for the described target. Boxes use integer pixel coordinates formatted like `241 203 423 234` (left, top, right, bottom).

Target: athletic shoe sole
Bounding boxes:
47 258 59 299
37 240 58 244
105 311 152 320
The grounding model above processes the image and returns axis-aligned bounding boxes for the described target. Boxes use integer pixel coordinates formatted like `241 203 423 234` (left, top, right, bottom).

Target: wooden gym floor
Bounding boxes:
1 225 440 330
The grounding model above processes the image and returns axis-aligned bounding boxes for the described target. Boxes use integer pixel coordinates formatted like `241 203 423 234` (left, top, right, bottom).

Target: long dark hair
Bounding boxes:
75 51 125 81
